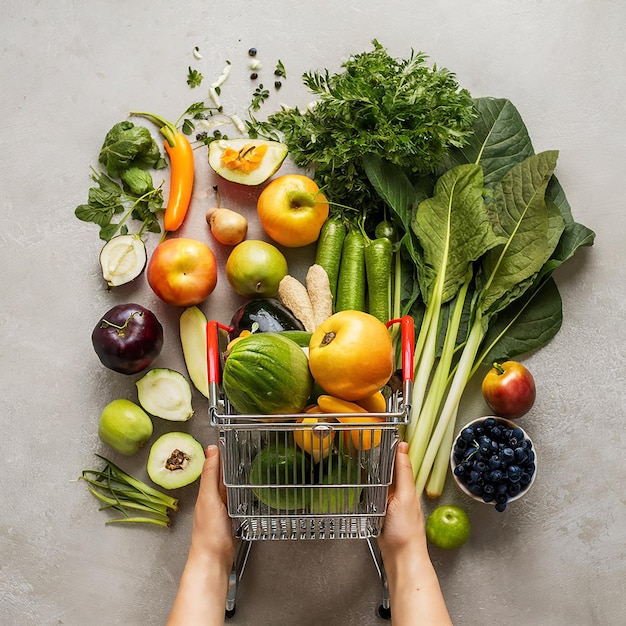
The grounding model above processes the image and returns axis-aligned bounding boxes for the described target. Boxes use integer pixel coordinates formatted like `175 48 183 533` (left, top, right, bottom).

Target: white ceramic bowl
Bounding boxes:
449 416 537 508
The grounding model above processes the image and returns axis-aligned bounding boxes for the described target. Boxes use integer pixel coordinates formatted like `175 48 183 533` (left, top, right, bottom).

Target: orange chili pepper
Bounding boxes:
130 111 194 232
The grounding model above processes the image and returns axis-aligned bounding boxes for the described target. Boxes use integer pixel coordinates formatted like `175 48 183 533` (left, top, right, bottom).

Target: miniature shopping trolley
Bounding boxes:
206 316 414 619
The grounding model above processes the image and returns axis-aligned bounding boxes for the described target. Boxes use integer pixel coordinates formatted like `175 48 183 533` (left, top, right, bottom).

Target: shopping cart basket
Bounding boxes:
206 316 414 618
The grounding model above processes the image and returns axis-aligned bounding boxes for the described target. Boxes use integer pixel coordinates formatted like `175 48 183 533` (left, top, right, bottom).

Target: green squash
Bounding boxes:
309 455 363 514
223 333 313 415
250 443 310 510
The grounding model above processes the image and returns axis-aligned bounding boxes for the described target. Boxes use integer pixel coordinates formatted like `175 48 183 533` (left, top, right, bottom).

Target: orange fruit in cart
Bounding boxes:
293 417 335 462
308 311 394 401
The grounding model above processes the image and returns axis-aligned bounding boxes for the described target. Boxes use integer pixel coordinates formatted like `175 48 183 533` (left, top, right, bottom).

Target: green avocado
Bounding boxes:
250 443 310 510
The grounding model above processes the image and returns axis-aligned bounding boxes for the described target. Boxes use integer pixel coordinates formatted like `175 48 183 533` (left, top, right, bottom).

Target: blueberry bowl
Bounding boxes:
449 417 537 512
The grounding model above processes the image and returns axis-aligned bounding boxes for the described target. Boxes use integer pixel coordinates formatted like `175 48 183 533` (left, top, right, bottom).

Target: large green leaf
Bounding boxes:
478 276 563 364
478 151 559 316
412 164 501 303
441 98 535 187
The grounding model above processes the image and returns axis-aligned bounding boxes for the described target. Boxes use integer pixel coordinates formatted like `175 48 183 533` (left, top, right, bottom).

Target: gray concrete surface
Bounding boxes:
1 1 625 624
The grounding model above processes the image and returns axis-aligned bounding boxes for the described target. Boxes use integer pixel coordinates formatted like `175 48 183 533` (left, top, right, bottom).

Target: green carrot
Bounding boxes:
335 227 366 312
315 216 347 306
364 236 393 323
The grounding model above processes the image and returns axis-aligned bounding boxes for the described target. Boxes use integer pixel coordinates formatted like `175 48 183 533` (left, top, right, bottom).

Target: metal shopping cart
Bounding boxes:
206 316 415 619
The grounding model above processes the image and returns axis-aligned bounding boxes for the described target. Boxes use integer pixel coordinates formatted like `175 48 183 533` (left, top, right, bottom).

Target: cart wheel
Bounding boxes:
378 605 391 620
225 607 236 619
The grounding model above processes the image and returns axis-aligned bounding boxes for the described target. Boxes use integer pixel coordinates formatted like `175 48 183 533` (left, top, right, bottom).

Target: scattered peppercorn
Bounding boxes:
250 72 258 80
274 69 283 77
248 47 257 57
274 81 282 89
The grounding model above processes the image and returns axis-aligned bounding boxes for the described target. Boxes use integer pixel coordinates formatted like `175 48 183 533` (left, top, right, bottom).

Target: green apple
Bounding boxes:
98 399 153 455
425 504 471 550
225 239 288 298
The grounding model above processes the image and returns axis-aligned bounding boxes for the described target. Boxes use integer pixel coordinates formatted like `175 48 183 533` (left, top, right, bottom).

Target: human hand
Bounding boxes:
189 444 236 567
378 441 428 561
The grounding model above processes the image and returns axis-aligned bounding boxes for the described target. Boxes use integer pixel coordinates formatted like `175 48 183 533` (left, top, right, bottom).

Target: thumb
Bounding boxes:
393 441 416 500
199 444 223 500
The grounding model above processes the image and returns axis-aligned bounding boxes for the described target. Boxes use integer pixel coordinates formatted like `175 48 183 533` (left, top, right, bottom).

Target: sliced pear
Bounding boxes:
99 234 147 287
179 306 209 398
136 368 194 421
208 138 288 186
147 432 205 489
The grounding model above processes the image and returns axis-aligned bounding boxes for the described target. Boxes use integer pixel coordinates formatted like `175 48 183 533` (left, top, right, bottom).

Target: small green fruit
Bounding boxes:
98 399 153 456
225 240 288 298
425 504 471 550
147 432 205 490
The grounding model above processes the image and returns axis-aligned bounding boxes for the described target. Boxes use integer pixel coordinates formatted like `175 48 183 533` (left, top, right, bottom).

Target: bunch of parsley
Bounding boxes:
247 40 476 212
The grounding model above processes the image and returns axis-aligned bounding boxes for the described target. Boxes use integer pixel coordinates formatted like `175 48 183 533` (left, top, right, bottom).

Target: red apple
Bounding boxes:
481 361 536 419
147 238 217 306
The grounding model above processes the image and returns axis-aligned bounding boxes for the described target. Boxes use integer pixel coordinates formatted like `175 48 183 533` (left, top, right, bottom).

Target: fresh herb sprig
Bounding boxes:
247 40 477 212
75 167 163 241
186 66 204 89
80 456 179 527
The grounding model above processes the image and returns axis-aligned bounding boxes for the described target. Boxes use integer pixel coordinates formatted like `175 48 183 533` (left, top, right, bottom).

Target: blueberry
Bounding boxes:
488 455 501 469
527 450 536 463
470 470 480 483
453 464 465 476
514 448 528 463
508 483 522 496
469 483 483 495
475 426 485 436
480 445 491 457
484 417 497 429
520 473 532 485
455 439 468 451
491 426 502 439
503 428 513 440
502 448 515 463
461 427 475 441
496 483 508 494
474 461 487 473
495 493 508 504
495 501 507 512
482 493 495 503
489 470 503 483
512 427 524 441
483 483 495 495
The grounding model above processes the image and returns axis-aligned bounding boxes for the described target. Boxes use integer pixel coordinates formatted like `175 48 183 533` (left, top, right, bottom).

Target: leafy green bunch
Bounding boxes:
75 121 166 241
247 40 477 212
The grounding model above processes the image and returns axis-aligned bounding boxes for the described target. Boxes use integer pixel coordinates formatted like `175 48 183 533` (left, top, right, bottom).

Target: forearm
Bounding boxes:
167 549 231 626
383 545 452 626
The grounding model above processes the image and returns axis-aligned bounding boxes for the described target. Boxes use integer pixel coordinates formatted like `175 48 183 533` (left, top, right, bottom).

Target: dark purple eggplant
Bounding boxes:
92 303 163 375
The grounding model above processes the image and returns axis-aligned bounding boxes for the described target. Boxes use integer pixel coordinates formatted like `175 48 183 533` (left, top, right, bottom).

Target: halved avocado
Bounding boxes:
135 368 194 421
147 432 205 490
99 234 147 287
208 138 288 186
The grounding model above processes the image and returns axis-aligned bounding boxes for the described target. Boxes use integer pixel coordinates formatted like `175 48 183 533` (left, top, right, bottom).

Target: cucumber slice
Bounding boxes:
179 306 209 398
136 369 194 421
99 234 147 287
147 432 205 489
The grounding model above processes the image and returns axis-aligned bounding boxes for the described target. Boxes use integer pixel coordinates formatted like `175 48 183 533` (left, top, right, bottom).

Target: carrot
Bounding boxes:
364 236 393 323
335 227 366 312
314 216 347 306
130 112 194 232
306 264 333 328
278 275 316 332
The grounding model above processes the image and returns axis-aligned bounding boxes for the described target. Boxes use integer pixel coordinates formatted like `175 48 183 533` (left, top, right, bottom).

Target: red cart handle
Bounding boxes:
386 316 415 382
206 320 232 386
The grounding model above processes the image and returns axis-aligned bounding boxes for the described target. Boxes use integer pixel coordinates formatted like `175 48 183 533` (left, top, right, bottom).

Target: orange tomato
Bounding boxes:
256 174 329 247
293 417 335 462
308 311 394 401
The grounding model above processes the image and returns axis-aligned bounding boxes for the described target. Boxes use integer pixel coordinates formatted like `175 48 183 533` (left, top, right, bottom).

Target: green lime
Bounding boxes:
425 504 471 550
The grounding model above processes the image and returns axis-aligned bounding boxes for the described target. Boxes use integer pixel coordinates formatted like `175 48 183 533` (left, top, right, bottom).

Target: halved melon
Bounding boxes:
208 138 288 185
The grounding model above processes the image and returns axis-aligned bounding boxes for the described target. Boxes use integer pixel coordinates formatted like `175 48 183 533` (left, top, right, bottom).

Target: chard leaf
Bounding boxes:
478 150 559 316
413 164 500 304
441 97 534 188
478 276 563 364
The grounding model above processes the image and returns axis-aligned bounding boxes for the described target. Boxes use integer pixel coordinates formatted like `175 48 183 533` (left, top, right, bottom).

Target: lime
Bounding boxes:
425 504 471 550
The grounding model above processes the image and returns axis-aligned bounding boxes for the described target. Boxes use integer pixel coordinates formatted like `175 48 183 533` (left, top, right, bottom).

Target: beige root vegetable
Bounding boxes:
306 264 333 328
278 275 316 332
